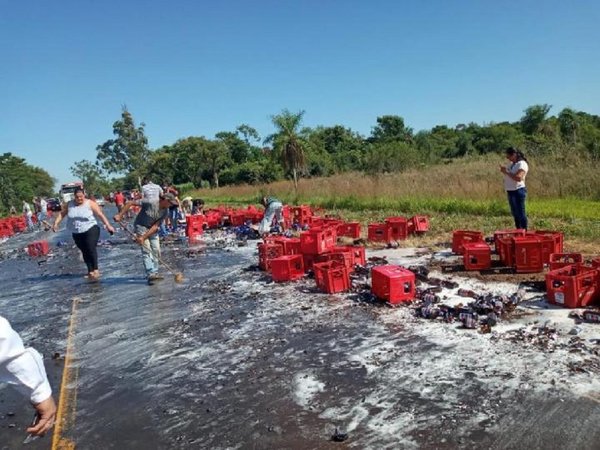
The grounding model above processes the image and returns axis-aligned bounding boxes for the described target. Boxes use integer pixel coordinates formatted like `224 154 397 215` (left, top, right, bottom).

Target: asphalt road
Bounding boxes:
0 208 599 449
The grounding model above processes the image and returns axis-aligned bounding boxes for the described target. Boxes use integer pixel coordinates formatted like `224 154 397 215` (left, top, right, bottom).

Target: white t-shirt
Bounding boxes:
0 316 52 404
142 182 163 202
504 160 528 191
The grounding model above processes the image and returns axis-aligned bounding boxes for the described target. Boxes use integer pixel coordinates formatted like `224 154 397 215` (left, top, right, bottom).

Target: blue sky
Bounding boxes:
1 0 599 187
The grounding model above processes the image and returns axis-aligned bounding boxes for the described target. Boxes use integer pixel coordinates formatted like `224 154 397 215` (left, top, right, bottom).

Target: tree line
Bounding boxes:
2 103 598 216
73 104 600 196
0 153 54 215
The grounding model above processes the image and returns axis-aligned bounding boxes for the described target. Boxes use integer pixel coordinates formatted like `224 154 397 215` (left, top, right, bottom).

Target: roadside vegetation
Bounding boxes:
2 103 599 253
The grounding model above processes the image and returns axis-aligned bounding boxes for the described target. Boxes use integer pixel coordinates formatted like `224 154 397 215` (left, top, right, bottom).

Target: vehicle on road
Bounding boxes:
90 195 105 207
59 181 84 204
46 198 62 212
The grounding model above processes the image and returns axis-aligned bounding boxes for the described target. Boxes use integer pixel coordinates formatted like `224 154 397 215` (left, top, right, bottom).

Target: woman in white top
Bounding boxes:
52 188 115 280
500 147 529 230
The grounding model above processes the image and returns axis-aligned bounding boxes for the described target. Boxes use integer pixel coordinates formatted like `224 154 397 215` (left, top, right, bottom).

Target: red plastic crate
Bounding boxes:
546 264 599 308
316 250 354 273
332 245 366 266
410 216 430 234
258 243 284 271
291 206 313 226
300 228 337 255
452 230 484 255
204 212 221 229
264 237 301 255
313 261 350 294
532 230 564 255
371 265 416 304
271 255 305 282
463 242 492 271
302 253 317 272
368 223 391 243
514 235 544 273
336 222 361 239
549 253 583 271
493 229 526 252
185 215 205 236
497 237 515 267
308 216 324 228
27 240 50 257
385 217 408 241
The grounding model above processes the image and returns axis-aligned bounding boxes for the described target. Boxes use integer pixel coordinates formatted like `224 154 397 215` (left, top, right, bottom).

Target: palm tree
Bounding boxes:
265 109 307 192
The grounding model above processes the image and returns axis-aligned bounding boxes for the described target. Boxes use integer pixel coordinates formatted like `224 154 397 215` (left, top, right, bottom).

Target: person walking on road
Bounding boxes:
52 188 115 280
258 196 284 235
114 190 125 213
500 147 529 230
37 197 48 229
22 200 34 231
0 316 57 437
113 192 179 284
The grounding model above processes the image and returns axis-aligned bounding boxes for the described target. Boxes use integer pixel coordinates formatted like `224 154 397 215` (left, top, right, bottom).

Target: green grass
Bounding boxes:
195 192 600 247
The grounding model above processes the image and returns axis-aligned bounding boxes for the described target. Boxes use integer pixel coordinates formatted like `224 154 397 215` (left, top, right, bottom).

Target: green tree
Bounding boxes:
558 107 580 144
520 104 552 135
204 139 231 188
306 125 365 172
370 115 413 143
265 109 307 192
96 107 150 179
0 153 54 215
169 137 211 187
70 159 109 196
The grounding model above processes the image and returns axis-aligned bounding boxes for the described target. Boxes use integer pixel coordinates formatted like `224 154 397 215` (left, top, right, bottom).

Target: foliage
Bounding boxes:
0 153 55 215
265 109 307 191
96 106 150 179
70 159 110 196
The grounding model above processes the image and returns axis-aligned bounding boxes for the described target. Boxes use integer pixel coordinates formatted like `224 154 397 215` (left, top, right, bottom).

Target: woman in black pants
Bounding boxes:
53 188 115 280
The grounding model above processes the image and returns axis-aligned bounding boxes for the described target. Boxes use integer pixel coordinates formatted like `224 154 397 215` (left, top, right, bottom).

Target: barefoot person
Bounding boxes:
52 188 115 280
500 147 529 230
0 316 57 437
113 192 179 284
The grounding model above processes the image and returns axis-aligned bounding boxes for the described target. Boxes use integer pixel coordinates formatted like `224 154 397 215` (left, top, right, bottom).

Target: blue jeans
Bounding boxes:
507 188 528 230
135 224 161 276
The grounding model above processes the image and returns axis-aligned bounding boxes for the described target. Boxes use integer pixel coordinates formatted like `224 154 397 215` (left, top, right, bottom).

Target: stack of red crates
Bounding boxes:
258 243 284 271
367 215 430 243
371 265 416 304
452 230 485 255
494 230 564 272
291 206 313 227
0 218 14 238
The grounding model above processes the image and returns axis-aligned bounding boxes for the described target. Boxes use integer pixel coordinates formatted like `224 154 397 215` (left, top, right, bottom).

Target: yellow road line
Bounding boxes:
51 297 80 450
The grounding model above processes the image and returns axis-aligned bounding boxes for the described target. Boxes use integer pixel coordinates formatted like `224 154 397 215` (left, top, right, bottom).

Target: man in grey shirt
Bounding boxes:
114 192 179 284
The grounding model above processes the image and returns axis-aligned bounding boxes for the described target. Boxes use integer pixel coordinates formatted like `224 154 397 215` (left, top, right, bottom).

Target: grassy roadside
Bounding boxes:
188 193 600 255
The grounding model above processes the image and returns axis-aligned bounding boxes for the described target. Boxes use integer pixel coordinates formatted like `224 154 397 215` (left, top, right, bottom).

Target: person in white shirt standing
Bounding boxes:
500 147 529 230
0 316 56 437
